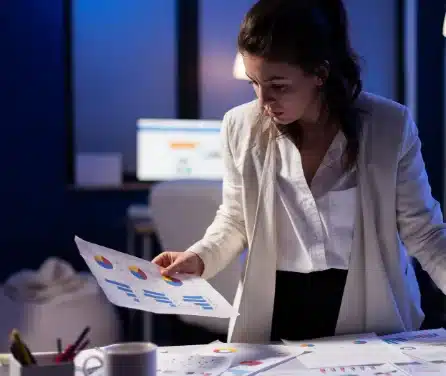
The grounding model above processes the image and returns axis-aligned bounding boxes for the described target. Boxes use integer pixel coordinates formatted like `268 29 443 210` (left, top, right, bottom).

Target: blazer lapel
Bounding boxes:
229 127 278 343
336 113 403 335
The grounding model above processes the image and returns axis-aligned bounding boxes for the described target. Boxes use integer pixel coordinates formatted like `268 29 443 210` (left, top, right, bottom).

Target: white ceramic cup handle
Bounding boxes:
80 350 105 376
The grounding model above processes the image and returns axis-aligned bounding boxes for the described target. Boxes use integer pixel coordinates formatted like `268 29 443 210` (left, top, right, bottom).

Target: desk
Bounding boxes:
5 331 446 376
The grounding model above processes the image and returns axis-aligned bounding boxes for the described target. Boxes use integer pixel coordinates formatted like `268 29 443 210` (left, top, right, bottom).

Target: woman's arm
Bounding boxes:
186 111 247 279
397 108 446 293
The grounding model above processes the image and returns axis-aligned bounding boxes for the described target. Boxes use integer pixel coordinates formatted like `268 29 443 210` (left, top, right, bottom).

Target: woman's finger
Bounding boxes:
151 253 171 268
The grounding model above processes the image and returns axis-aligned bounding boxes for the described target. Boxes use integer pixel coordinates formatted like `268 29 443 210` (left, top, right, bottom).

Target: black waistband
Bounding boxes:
271 268 348 342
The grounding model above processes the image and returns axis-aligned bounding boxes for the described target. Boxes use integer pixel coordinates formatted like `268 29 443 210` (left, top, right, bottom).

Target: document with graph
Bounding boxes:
75 236 238 318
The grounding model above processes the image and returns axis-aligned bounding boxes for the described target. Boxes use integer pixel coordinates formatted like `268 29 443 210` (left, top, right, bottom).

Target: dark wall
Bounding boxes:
0 1 148 281
1 1 69 277
416 2 445 206
410 0 446 325
1 1 445 286
74 0 176 173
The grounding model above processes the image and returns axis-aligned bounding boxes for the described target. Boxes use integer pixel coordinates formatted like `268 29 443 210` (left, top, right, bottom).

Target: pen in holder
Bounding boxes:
9 353 74 376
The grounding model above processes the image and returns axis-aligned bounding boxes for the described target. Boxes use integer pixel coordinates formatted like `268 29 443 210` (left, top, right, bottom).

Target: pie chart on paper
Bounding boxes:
94 255 113 270
128 266 147 280
162 275 183 287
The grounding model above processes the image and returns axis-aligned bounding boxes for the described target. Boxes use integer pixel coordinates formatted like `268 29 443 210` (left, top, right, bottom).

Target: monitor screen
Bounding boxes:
137 119 223 181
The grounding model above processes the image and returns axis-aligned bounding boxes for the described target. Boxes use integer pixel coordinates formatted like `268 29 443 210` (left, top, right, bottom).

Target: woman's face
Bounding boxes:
242 53 323 125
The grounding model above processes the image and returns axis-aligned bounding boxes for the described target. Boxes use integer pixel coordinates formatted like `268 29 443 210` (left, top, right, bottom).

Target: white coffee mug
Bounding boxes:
79 342 157 376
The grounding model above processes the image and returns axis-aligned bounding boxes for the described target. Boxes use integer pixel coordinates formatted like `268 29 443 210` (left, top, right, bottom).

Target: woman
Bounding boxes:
153 0 446 343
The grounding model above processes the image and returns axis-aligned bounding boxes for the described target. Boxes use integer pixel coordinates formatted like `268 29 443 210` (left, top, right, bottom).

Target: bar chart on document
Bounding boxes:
75 236 238 318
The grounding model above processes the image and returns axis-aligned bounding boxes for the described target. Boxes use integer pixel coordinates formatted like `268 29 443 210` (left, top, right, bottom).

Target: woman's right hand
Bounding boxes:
152 251 204 277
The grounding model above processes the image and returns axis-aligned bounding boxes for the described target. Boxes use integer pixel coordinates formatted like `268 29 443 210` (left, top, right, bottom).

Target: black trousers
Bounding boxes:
270 269 348 342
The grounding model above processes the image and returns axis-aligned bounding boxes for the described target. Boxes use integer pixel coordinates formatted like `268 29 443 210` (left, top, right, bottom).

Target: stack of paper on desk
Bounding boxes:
283 333 412 368
259 363 408 375
157 353 231 375
197 342 301 367
381 328 446 364
74 335 446 376
75 236 238 318
396 361 446 375
196 342 302 375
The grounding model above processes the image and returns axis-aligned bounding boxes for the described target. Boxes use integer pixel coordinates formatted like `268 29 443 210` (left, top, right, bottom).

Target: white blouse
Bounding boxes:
276 131 357 273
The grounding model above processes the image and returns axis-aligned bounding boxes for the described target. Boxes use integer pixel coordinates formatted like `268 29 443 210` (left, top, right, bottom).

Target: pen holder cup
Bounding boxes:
9 353 74 376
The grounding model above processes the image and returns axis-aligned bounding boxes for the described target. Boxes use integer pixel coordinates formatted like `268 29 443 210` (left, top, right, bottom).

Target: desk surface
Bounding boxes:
3 337 446 376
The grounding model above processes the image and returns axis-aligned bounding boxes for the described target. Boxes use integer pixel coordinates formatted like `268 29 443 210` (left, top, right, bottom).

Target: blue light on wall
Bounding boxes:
73 0 176 173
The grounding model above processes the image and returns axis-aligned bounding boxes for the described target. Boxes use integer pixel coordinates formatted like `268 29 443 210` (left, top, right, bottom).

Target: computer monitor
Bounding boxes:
137 119 223 181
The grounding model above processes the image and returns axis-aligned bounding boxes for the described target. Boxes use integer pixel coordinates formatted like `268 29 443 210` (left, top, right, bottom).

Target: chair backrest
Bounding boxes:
151 180 223 250
150 180 242 334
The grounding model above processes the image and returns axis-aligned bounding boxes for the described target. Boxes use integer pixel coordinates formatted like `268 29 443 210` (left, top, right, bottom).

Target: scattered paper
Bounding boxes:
158 343 220 355
259 363 408 375
259 356 308 371
396 361 446 375
197 343 301 368
403 348 446 363
381 329 446 350
381 329 446 364
221 354 296 375
264 358 385 373
75 236 238 318
157 353 231 375
284 333 412 368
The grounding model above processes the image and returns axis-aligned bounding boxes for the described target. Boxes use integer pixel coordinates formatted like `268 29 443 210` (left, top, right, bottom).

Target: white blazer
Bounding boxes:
188 92 446 343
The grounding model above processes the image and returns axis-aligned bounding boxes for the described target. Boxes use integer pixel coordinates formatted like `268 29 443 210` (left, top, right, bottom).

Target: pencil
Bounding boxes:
77 339 90 352
10 330 33 366
72 326 90 352
55 326 91 363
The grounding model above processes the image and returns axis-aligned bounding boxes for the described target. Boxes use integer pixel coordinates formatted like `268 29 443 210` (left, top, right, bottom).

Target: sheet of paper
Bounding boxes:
284 333 412 368
75 236 238 318
281 332 379 346
381 329 446 350
157 353 231 375
197 343 302 368
258 363 408 375
396 361 446 375
158 343 220 355
381 329 446 364
265 358 387 373
402 348 446 363
221 354 296 375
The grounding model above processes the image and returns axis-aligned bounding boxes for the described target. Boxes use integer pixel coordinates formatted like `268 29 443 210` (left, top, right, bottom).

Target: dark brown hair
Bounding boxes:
238 0 363 169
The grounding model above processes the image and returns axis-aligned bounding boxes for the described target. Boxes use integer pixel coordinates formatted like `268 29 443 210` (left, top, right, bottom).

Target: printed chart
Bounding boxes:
259 363 408 376
157 353 231 375
75 236 238 318
94 255 113 269
283 334 411 368
162 275 183 286
381 329 446 363
128 265 147 280
198 343 300 369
